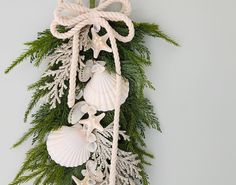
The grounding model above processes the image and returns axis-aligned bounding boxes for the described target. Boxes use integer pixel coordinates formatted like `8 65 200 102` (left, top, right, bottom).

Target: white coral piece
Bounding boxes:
92 124 142 185
40 41 73 109
40 27 91 109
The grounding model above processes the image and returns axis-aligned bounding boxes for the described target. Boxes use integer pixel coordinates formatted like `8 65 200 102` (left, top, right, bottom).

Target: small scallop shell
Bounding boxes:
46 124 97 167
68 101 87 124
79 60 94 82
76 90 84 100
83 64 129 111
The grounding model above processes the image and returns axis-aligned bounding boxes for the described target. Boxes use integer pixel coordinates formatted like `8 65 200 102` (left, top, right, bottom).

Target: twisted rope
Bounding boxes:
50 0 134 184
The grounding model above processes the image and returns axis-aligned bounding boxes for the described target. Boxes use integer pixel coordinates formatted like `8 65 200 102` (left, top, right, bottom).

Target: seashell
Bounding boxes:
68 101 87 124
83 63 129 111
79 60 94 82
87 134 97 152
72 175 96 185
46 124 97 167
80 104 97 116
82 160 104 183
76 90 84 100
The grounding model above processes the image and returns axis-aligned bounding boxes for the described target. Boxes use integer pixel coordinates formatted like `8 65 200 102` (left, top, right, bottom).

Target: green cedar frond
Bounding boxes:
28 76 50 91
12 126 37 148
24 88 48 122
135 22 179 46
11 143 47 183
5 49 35 74
11 142 85 185
140 170 150 185
24 75 53 122
5 29 65 74
10 170 45 185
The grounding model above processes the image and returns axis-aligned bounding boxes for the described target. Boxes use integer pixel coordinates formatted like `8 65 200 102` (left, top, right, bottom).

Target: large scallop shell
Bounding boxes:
83 64 129 111
46 124 97 167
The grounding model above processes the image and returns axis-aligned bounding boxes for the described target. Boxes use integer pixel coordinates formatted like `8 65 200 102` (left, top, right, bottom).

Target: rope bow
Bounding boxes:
50 0 135 184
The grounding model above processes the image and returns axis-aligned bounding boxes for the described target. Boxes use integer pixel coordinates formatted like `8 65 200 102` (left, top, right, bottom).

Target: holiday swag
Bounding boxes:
6 0 177 185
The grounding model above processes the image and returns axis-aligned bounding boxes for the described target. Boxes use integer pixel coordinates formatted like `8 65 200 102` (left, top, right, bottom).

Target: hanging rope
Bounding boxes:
50 0 134 184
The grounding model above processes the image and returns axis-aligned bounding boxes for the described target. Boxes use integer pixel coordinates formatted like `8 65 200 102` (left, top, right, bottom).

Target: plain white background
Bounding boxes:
1 0 236 185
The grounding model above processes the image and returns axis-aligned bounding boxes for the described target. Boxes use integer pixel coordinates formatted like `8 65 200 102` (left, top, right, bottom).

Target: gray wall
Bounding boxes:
1 0 236 184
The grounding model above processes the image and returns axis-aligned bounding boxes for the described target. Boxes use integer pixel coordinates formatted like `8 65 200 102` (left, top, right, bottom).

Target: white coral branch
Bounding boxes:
40 42 73 109
92 124 142 185
40 27 90 109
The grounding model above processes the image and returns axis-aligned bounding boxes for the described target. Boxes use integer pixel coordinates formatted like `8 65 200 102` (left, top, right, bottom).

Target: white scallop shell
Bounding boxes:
76 90 84 100
83 64 129 111
79 60 94 82
68 101 87 124
46 124 97 167
83 160 104 183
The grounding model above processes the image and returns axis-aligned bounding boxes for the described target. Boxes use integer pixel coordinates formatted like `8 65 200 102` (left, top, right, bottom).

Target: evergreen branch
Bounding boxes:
155 30 180 46
12 143 47 183
12 126 37 148
119 45 151 66
5 49 35 74
24 76 54 122
11 142 85 185
10 170 45 185
28 76 49 90
33 171 47 185
5 29 65 74
135 22 179 46
140 171 150 185
24 88 48 122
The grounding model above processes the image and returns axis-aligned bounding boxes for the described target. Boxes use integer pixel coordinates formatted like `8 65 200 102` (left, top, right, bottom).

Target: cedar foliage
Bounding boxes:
7 22 177 185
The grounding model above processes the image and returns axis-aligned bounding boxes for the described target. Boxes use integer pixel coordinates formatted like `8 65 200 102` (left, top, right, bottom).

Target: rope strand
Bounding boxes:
102 19 122 185
68 33 80 108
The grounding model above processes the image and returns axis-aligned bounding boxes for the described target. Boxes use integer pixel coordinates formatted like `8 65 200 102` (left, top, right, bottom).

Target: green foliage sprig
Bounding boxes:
5 29 66 74
7 22 177 185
